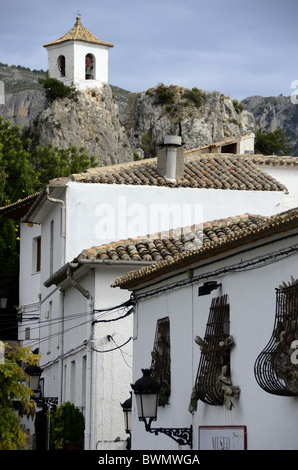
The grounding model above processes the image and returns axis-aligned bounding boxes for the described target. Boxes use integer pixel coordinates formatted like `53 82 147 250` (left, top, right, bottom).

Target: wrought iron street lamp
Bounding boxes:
25 364 43 393
131 369 192 448
121 392 132 450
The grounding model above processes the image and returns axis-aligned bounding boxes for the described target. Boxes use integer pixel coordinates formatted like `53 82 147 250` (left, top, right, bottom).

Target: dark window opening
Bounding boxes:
57 55 65 77
35 236 41 273
85 53 94 79
151 317 171 406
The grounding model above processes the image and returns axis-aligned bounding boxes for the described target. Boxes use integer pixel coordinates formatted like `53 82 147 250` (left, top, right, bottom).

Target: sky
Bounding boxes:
0 0 297 101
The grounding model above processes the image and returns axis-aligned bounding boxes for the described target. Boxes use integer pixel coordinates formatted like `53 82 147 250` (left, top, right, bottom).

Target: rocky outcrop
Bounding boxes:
33 84 133 165
0 75 256 165
1 90 46 128
241 95 298 155
123 85 255 158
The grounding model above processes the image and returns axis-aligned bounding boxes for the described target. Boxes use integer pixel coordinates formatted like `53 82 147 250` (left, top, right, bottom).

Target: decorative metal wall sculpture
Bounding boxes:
151 317 171 406
254 279 298 396
189 295 240 413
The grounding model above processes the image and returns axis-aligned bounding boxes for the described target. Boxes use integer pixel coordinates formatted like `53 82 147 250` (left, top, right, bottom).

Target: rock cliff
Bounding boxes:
33 84 133 165
0 66 257 164
241 95 298 155
123 85 255 158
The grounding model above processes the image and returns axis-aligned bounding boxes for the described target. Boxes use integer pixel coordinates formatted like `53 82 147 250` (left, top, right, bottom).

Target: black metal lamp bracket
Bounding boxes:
140 418 192 448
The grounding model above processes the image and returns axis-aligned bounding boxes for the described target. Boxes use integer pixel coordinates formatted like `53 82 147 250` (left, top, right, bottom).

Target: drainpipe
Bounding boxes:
46 186 66 265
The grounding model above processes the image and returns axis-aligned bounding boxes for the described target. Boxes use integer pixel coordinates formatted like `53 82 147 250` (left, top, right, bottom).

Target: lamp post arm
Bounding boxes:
140 418 192 448
151 425 192 448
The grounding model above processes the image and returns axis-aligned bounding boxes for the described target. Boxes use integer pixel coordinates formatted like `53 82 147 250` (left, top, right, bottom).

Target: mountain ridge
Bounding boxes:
0 64 296 161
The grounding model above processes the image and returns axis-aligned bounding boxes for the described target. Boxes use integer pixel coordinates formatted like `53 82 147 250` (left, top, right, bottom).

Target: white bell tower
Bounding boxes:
43 16 114 91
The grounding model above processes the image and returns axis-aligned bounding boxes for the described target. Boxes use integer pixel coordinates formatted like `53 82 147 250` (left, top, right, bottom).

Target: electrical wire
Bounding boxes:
134 243 298 302
92 336 132 353
12 299 135 349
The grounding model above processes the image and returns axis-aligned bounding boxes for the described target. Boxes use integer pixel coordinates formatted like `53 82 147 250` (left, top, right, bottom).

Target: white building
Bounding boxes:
7 144 298 449
43 16 114 91
113 207 298 450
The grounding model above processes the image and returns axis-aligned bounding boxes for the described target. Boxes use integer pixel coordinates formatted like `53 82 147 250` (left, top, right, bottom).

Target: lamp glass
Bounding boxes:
135 392 159 419
27 374 40 392
124 409 132 433
0 295 7 309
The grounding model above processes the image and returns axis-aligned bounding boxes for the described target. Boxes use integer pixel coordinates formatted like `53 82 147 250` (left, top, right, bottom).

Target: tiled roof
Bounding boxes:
43 17 114 48
246 155 298 167
69 153 286 191
75 213 269 264
0 193 40 219
112 207 298 289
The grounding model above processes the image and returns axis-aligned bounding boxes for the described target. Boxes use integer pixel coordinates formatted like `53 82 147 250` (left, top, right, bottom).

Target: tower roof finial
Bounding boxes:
75 11 82 26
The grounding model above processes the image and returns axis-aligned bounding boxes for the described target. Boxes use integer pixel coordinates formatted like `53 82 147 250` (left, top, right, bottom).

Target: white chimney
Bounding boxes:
157 135 184 181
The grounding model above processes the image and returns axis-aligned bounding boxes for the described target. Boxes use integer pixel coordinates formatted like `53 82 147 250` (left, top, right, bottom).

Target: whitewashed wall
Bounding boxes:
46 41 110 89
130 232 298 450
64 181 287 262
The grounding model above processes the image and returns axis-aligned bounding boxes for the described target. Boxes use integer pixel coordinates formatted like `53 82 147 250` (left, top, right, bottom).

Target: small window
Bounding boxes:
57 55 65 77
50 220 54 276
151 317 171 405
33 236 41 273
85 53 95 79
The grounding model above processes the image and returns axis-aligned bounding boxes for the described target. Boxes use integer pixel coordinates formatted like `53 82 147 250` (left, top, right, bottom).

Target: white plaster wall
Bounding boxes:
47 43 75 84
239 134 255 153
257 166 298 211
130 234 298 450
73 42 110 84
65 181 286 262
92 265 138 451
46 41 110 88
39 263 138 450
19 222 41 306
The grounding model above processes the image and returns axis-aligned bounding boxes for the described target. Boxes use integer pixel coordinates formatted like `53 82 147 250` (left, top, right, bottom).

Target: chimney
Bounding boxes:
157 135 184 182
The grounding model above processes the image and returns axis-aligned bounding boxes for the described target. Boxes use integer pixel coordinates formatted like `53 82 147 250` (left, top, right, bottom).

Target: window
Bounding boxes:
33 236 41 273
151 317 171 405
47 301 52 354
194 295 239 409
70 360 76 403
50 220 54 275
254 280 298 396
57 55 65 77
85 53 95 79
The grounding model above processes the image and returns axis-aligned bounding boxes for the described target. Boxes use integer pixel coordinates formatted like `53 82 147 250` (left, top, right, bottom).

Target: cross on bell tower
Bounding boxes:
43 17 114 91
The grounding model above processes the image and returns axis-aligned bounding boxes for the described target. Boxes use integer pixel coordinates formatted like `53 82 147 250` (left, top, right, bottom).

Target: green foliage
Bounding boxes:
0 345 40 450
153 83 175 105
255 127 293 156
48 402 85 450
38 77 78 102
140 133 156 158
0 117 97 303
232 99 246 114
182 87 204 108
30 144 96 186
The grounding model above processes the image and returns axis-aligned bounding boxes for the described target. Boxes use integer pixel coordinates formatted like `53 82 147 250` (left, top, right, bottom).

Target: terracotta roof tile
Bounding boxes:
43 17 113 48
69 154 286 191
112 207 298 289
76 213 268 264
